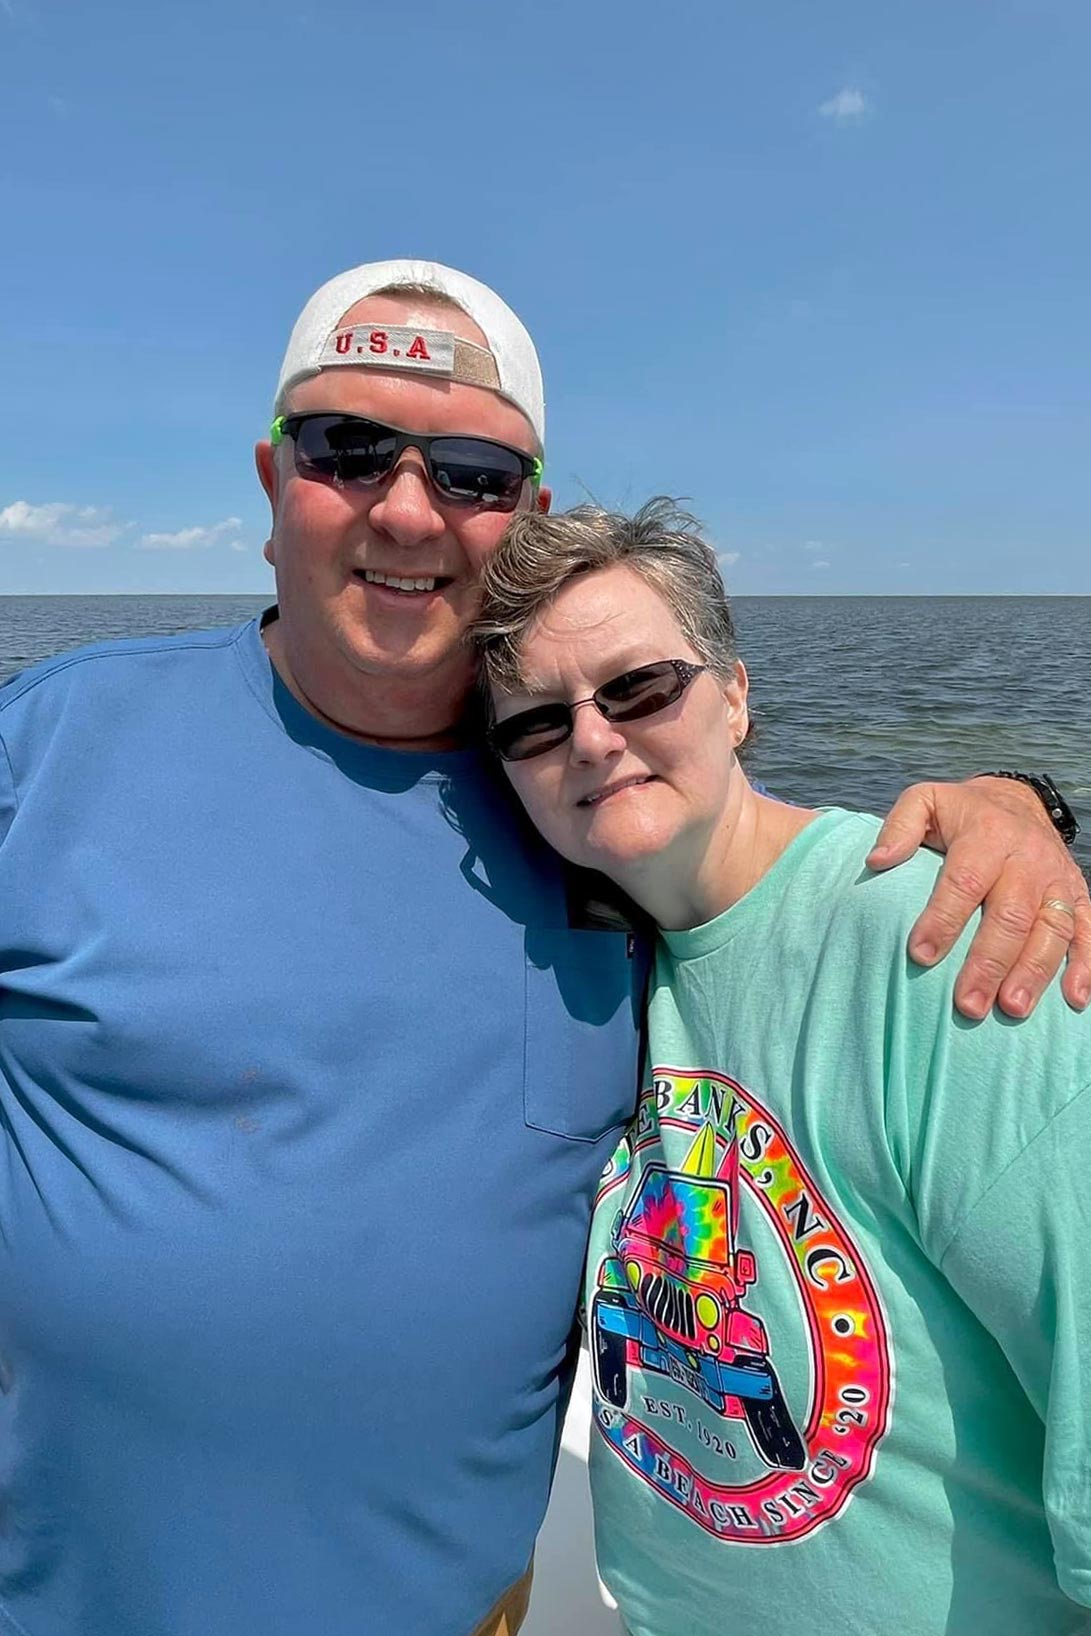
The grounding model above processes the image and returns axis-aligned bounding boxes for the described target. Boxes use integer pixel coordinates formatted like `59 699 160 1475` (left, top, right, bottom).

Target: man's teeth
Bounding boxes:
362 570 437 592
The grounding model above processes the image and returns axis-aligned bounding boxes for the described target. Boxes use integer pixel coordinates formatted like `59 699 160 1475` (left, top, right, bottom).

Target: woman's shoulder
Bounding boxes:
805 806 1086 1044
783 805 948 945
790 806 1089 1085
799 809 1091 1252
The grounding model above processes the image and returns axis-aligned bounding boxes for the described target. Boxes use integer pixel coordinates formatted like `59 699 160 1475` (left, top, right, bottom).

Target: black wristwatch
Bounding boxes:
981 771 1081 846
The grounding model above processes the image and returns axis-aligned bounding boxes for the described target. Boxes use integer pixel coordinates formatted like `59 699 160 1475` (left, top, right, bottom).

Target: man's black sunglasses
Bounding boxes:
271 412 543 512
489 659 708 763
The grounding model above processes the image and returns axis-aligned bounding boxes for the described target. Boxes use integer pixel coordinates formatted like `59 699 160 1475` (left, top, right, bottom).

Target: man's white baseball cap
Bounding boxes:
274 258 545 451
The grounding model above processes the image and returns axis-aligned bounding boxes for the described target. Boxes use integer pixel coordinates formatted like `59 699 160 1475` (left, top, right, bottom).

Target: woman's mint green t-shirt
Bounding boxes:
585 808 1091 1636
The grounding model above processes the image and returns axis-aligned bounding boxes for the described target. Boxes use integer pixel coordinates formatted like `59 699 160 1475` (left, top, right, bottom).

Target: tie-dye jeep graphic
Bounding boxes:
590 1152 806 1471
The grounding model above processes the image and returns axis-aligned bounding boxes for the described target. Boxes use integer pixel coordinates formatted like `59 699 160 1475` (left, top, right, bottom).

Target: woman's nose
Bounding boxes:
566 699 626 764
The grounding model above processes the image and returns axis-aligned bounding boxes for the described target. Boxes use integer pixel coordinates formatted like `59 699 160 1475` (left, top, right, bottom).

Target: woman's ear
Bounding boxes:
723 658 749 746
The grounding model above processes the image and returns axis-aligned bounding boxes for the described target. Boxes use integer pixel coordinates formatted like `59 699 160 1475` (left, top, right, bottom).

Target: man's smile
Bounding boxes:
352 567 454 597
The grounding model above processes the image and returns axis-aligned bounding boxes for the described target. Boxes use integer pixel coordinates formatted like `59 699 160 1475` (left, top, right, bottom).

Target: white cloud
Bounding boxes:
137 516 243 551
818 87 871 123
802 539 825 553
718 551 740 568
1 502 250 556
811 559 831 570
0 499 121 549
1 501 68 535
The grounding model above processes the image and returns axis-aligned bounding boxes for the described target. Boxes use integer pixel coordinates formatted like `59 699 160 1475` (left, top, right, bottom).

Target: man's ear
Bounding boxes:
256 439 284 506
255 441 280 565
535 484 552 514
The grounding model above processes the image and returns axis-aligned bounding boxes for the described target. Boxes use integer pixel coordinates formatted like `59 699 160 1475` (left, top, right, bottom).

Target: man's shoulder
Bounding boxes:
0 620 254 726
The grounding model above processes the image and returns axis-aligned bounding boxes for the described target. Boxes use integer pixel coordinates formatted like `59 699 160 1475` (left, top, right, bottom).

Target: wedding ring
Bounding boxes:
1042 898 1076 918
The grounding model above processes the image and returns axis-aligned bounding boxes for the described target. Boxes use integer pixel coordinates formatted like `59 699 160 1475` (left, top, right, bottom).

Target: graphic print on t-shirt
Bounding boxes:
589 1067 892 1543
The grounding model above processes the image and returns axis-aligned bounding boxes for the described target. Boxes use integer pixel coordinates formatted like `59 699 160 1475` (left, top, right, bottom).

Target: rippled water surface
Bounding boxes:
1 594 1088 869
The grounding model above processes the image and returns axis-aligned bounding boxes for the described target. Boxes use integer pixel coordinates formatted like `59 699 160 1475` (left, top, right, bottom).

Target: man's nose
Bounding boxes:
567 699 626 764
367 452 445 545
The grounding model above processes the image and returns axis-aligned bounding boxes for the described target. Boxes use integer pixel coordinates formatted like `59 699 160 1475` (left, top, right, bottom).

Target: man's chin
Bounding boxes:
337 630 474 695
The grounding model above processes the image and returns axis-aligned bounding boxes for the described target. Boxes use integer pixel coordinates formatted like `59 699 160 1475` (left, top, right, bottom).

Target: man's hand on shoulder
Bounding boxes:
866 776 1090 1021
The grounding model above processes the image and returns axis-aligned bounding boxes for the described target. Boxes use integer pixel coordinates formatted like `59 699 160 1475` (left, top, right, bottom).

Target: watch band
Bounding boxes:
981 771 1081 846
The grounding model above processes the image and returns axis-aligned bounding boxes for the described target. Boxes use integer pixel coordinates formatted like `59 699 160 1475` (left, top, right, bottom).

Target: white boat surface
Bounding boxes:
523 1351 621 1634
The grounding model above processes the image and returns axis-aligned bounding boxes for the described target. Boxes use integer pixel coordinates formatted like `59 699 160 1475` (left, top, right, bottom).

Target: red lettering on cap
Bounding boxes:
406 335 431 361
369 330 388 354
335 331 353 355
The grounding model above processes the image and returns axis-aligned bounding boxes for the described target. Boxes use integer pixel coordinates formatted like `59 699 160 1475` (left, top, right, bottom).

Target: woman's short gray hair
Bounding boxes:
473 497 739 693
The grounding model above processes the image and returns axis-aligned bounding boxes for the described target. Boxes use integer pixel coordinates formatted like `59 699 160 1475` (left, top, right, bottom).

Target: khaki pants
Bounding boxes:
468 1563 533 1636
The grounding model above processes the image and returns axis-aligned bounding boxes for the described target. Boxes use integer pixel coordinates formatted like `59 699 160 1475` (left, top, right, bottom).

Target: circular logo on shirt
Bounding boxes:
590 1067 892 1544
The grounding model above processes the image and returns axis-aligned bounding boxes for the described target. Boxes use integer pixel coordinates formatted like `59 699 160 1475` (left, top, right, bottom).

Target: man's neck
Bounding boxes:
261 616 474 753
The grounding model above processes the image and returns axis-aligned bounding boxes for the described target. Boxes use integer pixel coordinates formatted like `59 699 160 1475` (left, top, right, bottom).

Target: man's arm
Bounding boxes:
868 776 1090 1019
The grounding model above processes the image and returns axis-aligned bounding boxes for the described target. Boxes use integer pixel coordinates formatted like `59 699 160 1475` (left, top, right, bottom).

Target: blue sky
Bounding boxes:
1 0 1088 595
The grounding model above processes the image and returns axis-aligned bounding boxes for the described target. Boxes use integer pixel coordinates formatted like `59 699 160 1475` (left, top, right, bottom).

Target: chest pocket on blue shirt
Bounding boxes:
523 928 642 1142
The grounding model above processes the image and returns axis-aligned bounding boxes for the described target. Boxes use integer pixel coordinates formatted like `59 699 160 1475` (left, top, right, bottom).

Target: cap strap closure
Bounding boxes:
317 323 501 390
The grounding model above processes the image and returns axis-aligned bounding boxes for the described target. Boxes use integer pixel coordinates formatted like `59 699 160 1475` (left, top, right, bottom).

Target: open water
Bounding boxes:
0 594 1087 870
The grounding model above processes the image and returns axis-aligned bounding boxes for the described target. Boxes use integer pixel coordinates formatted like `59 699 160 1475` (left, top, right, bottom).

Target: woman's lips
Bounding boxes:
578 775 656 808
